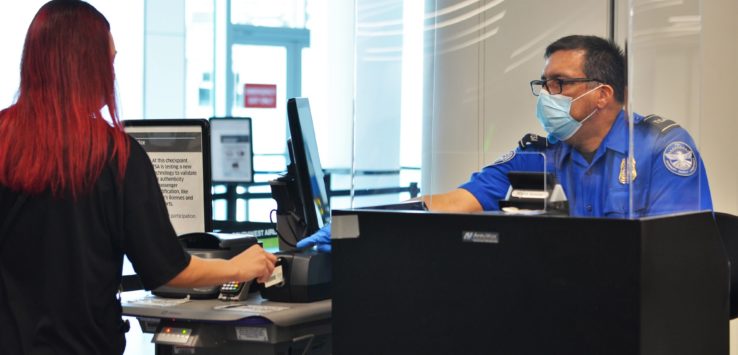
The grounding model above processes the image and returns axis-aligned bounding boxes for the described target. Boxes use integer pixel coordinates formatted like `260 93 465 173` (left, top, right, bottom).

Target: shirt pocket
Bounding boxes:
603 188 647 218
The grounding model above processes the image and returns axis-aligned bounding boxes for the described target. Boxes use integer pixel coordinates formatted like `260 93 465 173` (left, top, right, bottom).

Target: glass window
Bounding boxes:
348 0 425 208
231 45 288 156
231 0 307 28
185 0 215 119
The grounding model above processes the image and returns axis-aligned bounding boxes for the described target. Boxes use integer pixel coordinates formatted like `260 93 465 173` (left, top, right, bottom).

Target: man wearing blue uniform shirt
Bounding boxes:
420 35 712 217
459 111 711 217
297 35 712 251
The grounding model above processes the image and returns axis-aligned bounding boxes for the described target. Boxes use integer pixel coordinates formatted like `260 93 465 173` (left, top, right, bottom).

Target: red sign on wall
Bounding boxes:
244 84 277 108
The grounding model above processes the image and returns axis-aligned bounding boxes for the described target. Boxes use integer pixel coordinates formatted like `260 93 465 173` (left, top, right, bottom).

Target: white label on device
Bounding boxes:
213 304 288 313
332 214 360 239
511 190 549 199
264 265 284 288
235 327 269 342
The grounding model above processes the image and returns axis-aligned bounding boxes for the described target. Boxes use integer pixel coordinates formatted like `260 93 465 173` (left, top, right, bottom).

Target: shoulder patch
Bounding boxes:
662 141 697 176
642 114 680 135
492 150 516 165
518 133 549 151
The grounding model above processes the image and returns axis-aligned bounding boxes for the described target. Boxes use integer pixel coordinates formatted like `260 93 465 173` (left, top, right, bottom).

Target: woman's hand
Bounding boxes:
230 244 278 283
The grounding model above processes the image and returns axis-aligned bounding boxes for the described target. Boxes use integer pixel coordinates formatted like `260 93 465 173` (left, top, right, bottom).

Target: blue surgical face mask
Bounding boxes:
535 85 602 143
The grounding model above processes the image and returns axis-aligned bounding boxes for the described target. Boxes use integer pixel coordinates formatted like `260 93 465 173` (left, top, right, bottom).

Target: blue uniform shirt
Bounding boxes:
460 110 713 218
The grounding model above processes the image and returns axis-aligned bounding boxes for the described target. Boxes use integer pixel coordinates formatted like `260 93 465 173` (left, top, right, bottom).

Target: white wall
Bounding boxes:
700 0 738 352
700 0 738 216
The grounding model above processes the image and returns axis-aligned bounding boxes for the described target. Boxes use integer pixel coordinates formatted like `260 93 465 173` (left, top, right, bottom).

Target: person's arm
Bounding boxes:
122 137 276 290
295 188 483 251
421 188 483 212
166 244 277 288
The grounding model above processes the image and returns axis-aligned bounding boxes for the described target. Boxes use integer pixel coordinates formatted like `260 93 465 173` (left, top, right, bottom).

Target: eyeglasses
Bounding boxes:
529 78 602 96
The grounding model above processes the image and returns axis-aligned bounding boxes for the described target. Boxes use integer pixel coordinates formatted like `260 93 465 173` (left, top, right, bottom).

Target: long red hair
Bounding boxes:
0 0 129 198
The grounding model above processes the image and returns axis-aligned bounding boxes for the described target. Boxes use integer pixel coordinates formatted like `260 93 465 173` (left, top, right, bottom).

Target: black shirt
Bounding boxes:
0 136 191 354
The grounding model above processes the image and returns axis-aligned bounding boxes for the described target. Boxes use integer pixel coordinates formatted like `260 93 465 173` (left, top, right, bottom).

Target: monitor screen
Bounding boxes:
122 119 213 235
286 97 331 237
209 117 254 183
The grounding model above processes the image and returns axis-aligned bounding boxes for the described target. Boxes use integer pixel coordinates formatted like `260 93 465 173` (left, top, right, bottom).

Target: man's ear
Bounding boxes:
597 84 615 108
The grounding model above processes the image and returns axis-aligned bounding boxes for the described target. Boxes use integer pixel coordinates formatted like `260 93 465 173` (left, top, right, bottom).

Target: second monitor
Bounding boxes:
270 97 331 249
209 117 254 184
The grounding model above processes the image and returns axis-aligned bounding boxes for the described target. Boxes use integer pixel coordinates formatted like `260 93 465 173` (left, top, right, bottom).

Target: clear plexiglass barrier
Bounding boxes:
622 0 710 218
344 0 736 220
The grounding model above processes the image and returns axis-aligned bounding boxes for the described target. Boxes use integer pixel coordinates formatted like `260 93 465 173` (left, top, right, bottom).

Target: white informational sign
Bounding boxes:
210 118 253 183
125 125 207 235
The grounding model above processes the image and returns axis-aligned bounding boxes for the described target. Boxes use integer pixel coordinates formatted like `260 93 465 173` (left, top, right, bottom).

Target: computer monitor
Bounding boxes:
286 97 331 237
122 119 213 234
209 117 254 184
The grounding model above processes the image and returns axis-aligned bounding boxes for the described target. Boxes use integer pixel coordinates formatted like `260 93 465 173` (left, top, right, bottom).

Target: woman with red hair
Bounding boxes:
0 1 276 353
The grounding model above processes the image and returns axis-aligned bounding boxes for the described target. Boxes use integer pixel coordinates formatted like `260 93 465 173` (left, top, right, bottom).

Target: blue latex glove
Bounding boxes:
295 224 332 252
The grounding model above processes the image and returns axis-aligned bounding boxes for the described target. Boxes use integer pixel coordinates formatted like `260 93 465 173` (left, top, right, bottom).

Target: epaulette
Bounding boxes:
641 114 680 135
518 133 549 151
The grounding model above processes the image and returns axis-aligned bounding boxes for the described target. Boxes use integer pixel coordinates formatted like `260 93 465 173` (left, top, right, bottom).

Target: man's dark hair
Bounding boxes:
545 35 626 103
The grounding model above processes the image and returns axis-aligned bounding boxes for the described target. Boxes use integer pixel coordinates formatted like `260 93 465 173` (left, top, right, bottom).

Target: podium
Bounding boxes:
331 210 729 355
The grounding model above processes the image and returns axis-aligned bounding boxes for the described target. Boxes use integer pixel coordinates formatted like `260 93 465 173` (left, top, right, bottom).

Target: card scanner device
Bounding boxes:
152 232 258 299
498 171 569 215
260 250 331 303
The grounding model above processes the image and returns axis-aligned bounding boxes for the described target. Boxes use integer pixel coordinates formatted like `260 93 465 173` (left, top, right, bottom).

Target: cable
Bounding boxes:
270 209 301 248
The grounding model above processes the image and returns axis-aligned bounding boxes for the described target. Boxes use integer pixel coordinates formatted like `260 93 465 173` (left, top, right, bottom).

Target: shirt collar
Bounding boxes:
601 109 628 155
555 109 628 167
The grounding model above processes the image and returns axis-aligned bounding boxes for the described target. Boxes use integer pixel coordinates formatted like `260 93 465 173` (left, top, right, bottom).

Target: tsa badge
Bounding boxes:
492 150 516 165
662 141 697 176
618 157 637 184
